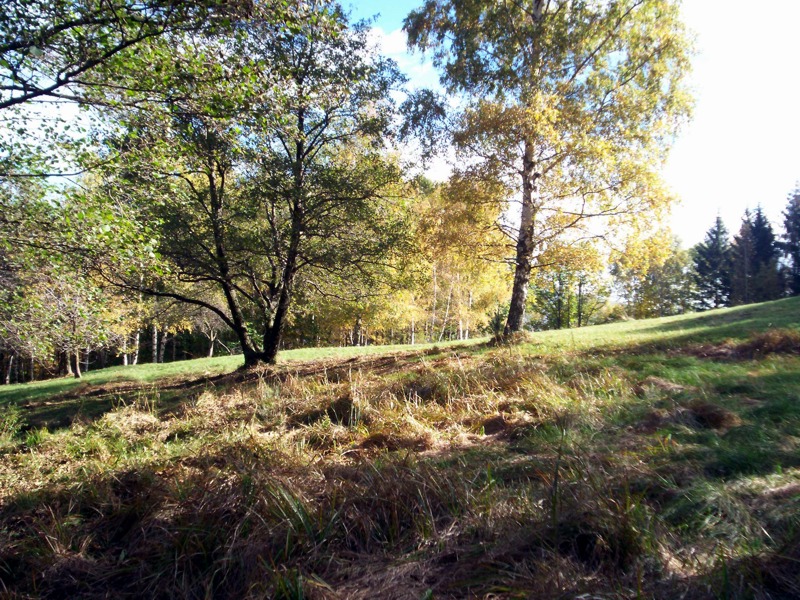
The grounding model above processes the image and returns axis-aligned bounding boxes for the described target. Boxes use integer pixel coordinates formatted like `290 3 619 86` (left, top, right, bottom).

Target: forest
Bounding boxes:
2 2 800 598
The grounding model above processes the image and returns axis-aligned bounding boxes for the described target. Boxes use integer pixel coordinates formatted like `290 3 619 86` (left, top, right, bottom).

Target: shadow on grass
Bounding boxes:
2 428 798 600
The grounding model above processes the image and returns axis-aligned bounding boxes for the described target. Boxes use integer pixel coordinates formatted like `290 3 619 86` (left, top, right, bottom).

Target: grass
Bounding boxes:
0 337 482 428
1 297 800 598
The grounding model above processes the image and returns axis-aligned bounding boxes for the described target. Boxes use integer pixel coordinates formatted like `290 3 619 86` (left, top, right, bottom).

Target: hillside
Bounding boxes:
1 298 800 598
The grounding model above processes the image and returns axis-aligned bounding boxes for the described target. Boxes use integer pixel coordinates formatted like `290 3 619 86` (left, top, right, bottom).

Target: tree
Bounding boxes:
0 0 260 111
404 0 693 334
90 4 408 366
528 241 608 330
750 206 782 302
692 216 732 310
730 211 756 306
730 208 781 305
612 232 694 318
783 186 800 296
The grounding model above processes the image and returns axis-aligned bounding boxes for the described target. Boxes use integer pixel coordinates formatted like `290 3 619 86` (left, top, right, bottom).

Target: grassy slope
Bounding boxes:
1 297 799 599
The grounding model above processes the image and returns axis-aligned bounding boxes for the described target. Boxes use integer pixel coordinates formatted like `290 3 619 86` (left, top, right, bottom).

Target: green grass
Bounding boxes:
1 297 800 598
512 296 800 354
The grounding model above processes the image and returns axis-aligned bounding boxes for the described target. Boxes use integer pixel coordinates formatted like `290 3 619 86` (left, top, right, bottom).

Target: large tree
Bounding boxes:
692 216 732 310
404 0 693 334
90 3 408 365
748 207 781 303
730 211 756 306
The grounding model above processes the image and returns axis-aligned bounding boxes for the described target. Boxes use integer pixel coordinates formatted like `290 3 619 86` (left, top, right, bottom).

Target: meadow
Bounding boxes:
1 298 799 598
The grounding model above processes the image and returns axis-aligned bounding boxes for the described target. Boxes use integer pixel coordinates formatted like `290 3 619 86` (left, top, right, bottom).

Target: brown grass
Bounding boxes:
682 328 800 360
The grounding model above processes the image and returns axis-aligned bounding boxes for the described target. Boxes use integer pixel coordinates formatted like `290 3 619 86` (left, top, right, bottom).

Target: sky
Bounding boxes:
346 0 800 247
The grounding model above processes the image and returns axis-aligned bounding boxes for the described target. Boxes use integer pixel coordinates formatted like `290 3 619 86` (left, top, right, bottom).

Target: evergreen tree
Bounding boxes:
782 187 800 296
730 208 781 305
692 216 732 309
730 211 756 305
750 206 782 302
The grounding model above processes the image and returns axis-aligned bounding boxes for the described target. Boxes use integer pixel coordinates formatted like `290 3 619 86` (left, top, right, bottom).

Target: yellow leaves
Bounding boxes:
613 227 675 276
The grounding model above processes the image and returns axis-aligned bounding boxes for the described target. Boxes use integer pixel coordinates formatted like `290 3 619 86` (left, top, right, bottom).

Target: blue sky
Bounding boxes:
345 1 413 30
345 0 800 246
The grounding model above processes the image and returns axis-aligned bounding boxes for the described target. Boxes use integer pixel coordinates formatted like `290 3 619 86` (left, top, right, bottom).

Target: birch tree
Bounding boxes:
405 0 693 333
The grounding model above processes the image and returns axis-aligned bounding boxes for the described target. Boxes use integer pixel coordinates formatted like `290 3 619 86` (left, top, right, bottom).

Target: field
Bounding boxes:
1 298 799 598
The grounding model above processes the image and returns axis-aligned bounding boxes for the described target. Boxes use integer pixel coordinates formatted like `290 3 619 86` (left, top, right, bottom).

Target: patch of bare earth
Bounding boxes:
680 328 800 360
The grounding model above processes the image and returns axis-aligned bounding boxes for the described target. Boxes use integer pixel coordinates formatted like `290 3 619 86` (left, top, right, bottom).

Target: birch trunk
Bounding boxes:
505 140 539 334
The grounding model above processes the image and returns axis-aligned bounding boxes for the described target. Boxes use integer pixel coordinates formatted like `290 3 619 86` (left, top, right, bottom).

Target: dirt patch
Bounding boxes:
680 328 800 361
687 401 742 430
358 432 434 452
480 414 509 435
638 401 741 433
487 331 535 346
292 394 364 426
736 329 800 358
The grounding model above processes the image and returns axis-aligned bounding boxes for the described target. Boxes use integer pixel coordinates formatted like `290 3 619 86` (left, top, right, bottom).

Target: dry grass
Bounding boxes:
1 327 800 598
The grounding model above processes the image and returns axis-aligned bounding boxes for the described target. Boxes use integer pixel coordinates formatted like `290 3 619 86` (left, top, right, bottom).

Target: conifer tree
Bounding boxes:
750 206 782 302
692 216 732 310
730 211 756 305
730 208 781 305
782 187 800 296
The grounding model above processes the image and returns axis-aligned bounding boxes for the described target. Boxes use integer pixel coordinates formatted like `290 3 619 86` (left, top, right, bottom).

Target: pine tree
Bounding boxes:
750 206 782 302
730 208 781 305
730 211 756 305
782 187 800 296
692 216 732 310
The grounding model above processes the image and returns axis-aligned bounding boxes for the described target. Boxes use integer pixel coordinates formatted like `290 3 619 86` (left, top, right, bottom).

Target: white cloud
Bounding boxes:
367 26 442 92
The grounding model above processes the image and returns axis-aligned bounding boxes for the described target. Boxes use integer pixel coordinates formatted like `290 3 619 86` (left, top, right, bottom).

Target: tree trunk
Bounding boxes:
439 284 453 342
505 140 539 335
4 354 13 385
208 335 216 358
261 112 307 366
555 278 563 329
261 261 297 364
132 331 140 365
158 333 168 363
57 350 72 377
353 315 362 347
70 351 82 379
151 323 159 363
431 264 437 340
466 290 472 339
